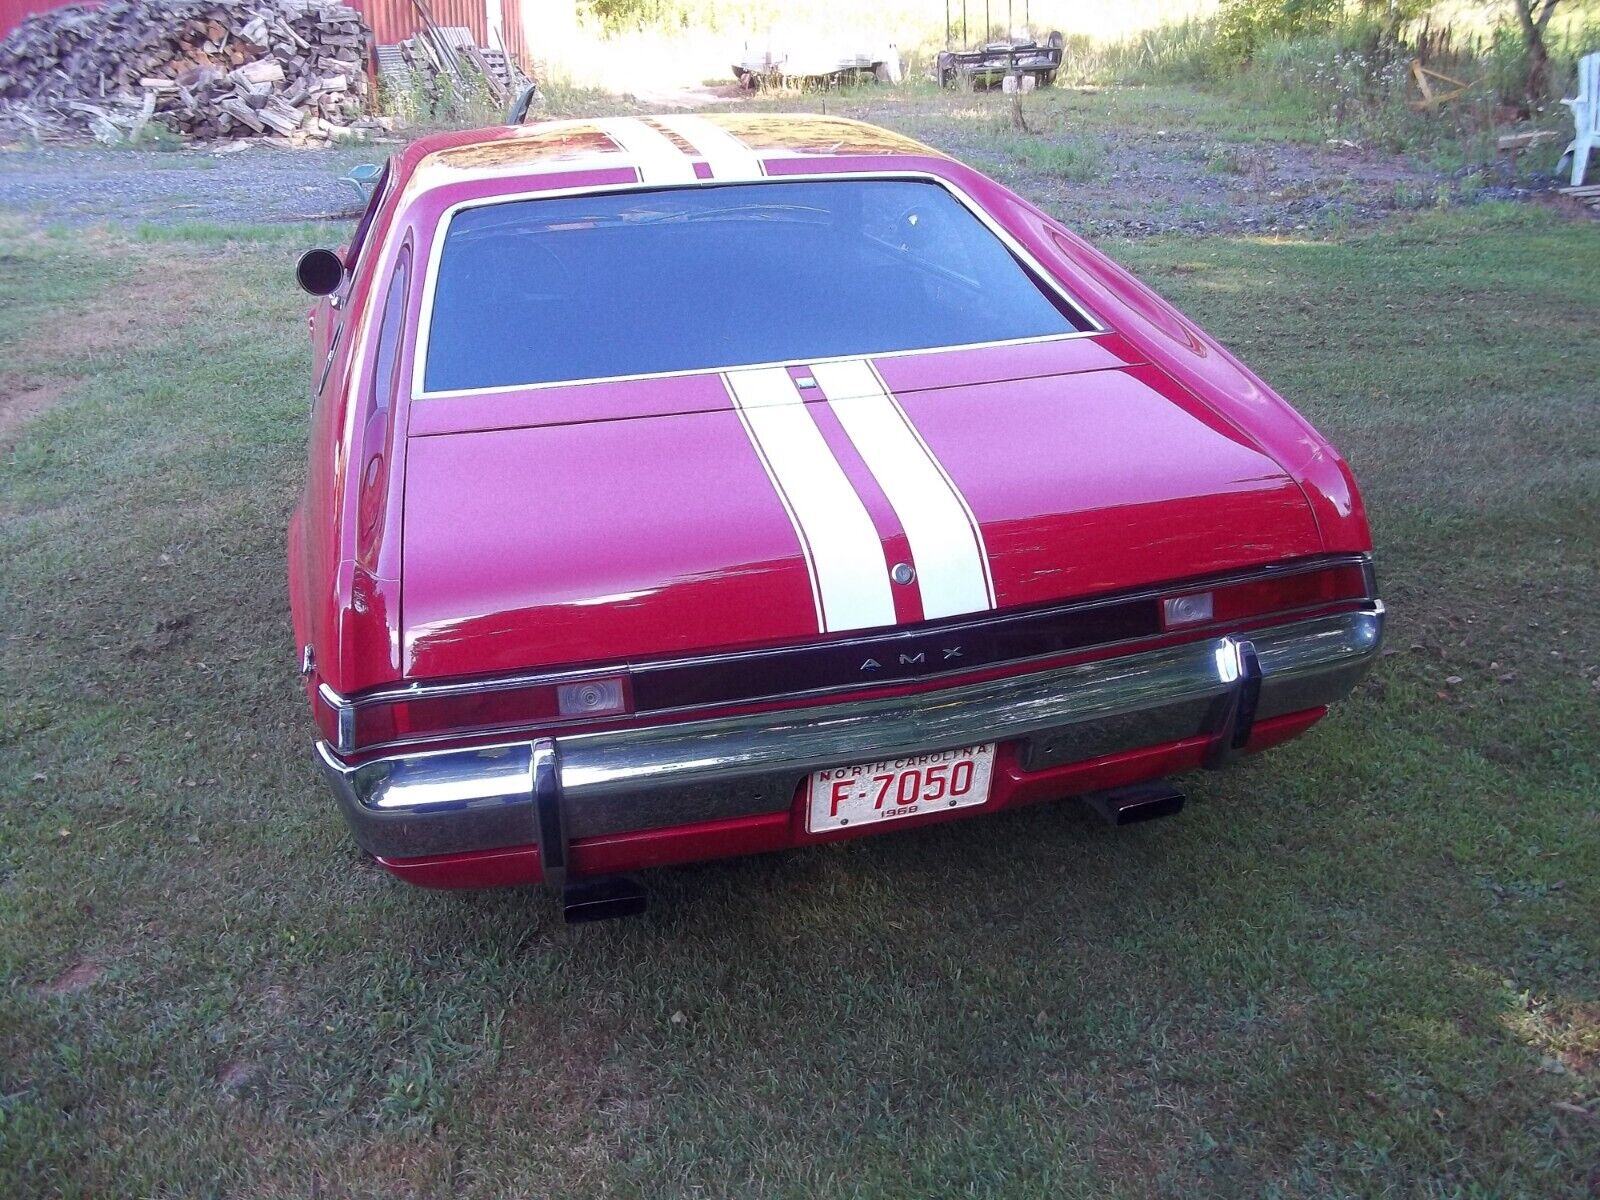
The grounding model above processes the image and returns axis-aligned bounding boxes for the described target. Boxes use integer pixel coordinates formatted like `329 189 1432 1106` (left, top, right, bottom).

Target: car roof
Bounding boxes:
389 114 948 199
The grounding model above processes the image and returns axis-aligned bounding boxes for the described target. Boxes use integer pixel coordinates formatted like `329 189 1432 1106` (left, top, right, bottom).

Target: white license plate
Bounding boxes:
806 744 996 833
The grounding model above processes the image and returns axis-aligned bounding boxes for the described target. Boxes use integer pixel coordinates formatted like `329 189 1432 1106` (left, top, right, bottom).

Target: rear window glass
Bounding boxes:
422 179 1088 392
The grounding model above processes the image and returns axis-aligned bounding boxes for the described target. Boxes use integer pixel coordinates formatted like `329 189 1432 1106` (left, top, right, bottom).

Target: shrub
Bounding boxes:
1056 17 1227 85
1215 0 1346 66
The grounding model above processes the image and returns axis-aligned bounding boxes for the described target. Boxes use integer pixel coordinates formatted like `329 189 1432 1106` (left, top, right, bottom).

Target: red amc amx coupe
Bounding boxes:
290 114 1384 920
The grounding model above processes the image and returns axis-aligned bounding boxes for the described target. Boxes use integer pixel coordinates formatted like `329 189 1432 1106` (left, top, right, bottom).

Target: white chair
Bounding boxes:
1559 52 1599 186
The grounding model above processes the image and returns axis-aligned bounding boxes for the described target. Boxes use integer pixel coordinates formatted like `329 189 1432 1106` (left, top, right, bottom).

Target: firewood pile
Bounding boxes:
0 0 385 143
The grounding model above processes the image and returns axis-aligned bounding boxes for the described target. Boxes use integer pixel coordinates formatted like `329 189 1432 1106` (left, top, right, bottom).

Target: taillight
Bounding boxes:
1160 561 1371 631
1161 592 1214 627
556 677 626 717
317 673 633 753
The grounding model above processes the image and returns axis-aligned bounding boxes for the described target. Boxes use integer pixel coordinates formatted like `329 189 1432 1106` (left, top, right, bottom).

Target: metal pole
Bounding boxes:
985 0 990 42
945 0 950 48
961 0 967 48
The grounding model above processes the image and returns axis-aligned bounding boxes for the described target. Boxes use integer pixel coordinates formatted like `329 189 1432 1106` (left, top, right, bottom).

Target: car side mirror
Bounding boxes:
297 248 345 296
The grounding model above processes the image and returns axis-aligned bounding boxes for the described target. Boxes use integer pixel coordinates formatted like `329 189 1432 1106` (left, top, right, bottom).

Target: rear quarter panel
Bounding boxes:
933 159 1371 554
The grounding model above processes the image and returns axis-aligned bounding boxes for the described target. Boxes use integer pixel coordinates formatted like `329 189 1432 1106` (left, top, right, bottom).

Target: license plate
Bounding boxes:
806 744 996 833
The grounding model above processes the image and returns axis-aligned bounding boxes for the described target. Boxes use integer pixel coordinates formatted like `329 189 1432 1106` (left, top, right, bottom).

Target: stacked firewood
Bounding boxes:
0 0 380 142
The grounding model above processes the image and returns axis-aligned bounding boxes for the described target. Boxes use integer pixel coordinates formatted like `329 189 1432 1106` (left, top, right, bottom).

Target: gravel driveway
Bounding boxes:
0 143 382 225
0 98 1545 236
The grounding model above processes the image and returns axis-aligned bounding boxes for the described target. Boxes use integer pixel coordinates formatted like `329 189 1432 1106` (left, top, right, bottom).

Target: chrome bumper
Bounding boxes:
316 605 1384 863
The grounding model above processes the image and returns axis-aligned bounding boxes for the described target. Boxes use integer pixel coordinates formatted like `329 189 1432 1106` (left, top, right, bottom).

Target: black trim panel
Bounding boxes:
632 595 1158 711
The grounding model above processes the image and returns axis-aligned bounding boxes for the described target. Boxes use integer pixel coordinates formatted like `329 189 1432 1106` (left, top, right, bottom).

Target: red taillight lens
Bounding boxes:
322 673 633 753
1160 562 1370 631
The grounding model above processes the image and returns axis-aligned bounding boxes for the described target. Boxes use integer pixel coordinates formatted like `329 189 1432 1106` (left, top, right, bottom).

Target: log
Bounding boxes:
219 96 264 131
230 58 283 85
0 0 374 143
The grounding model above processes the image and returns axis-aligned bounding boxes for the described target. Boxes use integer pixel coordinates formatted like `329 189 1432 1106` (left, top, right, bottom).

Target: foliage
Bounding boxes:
1215 0 1346 65
1508 0 1566 104
1045 0 1594 160
1061 2 1594 160
581 0 689 34
1055 17 1228 85
378 64 502 129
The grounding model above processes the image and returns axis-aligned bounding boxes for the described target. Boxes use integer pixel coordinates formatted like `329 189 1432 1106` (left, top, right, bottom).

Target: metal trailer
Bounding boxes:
936 0 1063 89
732 44 901 89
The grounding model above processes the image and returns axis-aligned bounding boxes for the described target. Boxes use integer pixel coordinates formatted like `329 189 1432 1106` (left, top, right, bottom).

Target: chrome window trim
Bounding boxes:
314 321 343 399
408 169 1108 400
324 660 632 711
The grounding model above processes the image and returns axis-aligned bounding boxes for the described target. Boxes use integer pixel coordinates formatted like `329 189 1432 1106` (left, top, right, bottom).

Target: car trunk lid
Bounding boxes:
399 337 1323 680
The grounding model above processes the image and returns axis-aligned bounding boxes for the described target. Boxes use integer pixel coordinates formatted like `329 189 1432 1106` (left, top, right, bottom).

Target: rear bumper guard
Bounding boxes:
315 605 1384 867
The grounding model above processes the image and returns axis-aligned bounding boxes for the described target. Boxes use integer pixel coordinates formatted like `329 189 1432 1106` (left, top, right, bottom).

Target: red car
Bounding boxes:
291 115 1384 920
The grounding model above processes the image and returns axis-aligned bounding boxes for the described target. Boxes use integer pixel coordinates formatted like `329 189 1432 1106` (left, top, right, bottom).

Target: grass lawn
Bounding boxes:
1 159 1597 1194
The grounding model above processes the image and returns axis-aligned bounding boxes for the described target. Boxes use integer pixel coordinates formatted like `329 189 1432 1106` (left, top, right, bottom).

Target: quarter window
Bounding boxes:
371 247 411 412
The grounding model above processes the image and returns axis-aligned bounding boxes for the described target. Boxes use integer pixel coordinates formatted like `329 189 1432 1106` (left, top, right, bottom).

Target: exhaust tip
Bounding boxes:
1082 783 1186 827
562 875 648 923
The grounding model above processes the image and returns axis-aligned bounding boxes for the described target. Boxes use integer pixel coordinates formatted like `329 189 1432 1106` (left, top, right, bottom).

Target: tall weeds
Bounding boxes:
1066 4 1600 157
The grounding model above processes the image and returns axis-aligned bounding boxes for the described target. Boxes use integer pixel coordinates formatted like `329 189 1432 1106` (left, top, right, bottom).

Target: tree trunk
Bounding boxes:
1513 0 1559 111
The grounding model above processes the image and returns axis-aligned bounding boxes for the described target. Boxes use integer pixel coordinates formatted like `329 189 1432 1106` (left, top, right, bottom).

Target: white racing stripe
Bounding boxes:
725 367 897 633
652 115 765 180
591 117 698 185
811 359 995 618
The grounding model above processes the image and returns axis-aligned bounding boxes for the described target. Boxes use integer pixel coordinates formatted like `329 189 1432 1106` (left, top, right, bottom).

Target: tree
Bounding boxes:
1511 0 1561 108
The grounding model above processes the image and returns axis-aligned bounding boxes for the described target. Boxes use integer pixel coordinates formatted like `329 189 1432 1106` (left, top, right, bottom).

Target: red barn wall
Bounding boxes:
348 0 528 72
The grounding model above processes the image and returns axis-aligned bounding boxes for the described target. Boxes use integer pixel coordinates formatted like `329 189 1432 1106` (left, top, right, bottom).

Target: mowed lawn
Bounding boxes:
1 167 1597 1194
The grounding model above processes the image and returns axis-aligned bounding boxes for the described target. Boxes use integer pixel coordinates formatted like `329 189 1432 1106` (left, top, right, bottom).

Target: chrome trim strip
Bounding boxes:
416 329 1105 402
326 664 620 712
321 552 1372 712
408 169 1106 401
317 605 1384 859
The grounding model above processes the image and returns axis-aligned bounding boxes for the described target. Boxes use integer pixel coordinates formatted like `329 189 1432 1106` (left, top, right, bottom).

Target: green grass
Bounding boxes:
1 192 1597 1194
989 130 1106 182
749 79 1330 145
129 219 352 246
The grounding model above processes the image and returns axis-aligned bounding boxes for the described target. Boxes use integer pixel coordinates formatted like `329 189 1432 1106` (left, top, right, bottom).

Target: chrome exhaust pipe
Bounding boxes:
1081 783 1186 826
562 875 648 923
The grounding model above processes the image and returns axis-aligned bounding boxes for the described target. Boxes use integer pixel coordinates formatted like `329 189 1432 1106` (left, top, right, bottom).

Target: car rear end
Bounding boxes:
309 133 1384 915
316 557 1381 906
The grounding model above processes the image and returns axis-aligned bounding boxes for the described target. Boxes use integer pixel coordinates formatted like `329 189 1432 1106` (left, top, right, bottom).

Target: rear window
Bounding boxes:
421 179 1089 393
